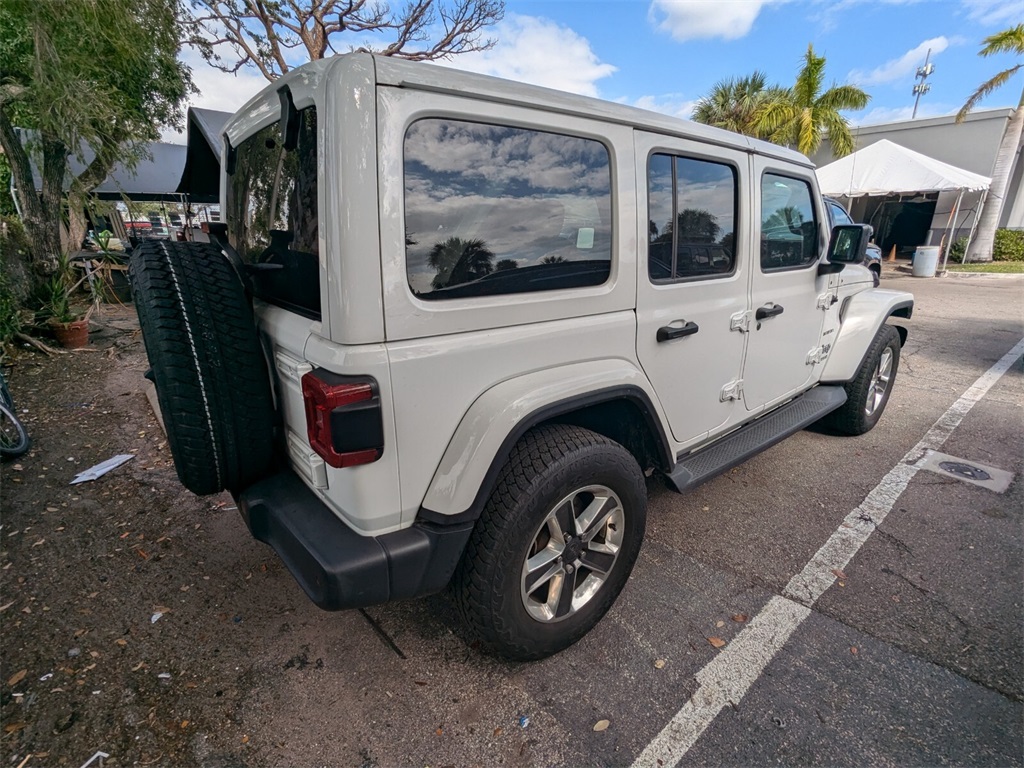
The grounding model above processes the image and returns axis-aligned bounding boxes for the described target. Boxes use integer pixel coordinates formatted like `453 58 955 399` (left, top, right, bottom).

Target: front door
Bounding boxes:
634 132 749 447
742 160 830 412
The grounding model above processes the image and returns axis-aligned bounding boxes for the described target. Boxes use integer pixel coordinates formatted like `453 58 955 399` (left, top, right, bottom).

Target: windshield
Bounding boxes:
226 106 319 318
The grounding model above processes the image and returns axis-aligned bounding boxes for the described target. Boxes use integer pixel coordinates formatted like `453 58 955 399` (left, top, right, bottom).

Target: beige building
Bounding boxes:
810 108 1022 255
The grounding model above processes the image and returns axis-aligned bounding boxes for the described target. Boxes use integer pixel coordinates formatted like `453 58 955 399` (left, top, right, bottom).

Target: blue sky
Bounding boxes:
168 0 1022 142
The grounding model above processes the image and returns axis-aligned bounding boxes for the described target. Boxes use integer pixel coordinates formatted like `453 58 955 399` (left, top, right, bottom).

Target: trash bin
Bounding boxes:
912 245 940 277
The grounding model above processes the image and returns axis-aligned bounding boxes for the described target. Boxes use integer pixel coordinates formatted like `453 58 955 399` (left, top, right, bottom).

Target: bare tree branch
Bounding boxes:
187 0 504 82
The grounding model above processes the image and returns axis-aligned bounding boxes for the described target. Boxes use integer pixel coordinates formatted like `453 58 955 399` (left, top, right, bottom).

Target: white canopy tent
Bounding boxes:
816 140 991 269
816 139 991 197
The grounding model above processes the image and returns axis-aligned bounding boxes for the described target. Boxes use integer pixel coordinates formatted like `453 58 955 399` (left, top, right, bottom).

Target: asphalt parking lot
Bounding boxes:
246 270 1023 767
2 270 1022 767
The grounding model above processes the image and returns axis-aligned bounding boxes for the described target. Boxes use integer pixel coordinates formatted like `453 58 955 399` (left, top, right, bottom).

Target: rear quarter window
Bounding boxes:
403 119 613 300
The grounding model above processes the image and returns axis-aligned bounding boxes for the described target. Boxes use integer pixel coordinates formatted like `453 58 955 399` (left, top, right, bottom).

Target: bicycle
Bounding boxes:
1 367 30 460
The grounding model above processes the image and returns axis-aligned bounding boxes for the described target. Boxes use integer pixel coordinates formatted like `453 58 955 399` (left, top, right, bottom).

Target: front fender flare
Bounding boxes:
821 288 913 383
419 359 670 521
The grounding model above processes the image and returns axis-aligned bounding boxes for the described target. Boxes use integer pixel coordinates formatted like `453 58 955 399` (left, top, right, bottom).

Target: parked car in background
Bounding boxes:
824 196 881 285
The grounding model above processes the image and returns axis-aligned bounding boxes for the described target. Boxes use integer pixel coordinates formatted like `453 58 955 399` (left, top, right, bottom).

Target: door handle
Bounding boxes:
755 303 785 320
657 321 699 342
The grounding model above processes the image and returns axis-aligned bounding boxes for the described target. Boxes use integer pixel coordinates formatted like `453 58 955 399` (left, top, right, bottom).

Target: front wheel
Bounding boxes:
454 425 647 661
825 324 901 436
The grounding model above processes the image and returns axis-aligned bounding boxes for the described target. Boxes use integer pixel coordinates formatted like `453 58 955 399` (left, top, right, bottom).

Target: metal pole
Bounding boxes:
962 189 987 263
912 49 933 119
940 188 964 273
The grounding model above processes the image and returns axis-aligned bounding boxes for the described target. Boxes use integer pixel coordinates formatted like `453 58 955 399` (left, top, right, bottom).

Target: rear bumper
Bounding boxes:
236 470 473 610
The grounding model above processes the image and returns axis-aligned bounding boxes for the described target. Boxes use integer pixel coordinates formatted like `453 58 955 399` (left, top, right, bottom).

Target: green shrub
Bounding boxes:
947 236 968 263
993 229 1024 262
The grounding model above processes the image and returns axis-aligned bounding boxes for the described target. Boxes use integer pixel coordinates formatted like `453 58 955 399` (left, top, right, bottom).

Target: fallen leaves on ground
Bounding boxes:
653 659 666 669
7 669 27 686
731 613 748 622
707 637 727 649
593 719 610 732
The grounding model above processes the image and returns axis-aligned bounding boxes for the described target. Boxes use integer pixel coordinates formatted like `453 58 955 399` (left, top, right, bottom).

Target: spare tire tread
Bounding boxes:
130 240 275 494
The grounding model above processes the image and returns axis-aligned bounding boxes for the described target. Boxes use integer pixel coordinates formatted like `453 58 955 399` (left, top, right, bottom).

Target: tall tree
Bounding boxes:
428 236 494 289
956 24 1024 263
189 0 505 82
0 0 192 275
692 72 775 137
755 44 869 157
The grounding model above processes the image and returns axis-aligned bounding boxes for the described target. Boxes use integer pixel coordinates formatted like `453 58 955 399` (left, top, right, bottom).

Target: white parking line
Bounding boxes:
632 336 1024 768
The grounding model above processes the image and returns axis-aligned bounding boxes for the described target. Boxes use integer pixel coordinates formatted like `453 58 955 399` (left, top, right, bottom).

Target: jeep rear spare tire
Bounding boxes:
129 240 275 495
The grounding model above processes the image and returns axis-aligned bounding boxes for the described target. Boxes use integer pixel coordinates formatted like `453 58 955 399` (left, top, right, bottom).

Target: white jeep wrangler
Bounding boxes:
130 54 913 660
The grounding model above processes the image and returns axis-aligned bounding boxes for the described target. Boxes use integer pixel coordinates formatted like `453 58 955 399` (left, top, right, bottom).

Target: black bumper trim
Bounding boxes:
237 471 473 610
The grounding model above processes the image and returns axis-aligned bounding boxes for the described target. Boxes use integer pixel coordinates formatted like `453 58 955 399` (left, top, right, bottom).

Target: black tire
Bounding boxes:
0 402 30 459
454 424 647 661
129 240 275 495
825 324 901 436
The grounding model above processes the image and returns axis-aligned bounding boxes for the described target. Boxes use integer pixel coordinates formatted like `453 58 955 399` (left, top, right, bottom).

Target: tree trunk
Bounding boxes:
0 107 65 276
965 96 1024 263
37 133 68 273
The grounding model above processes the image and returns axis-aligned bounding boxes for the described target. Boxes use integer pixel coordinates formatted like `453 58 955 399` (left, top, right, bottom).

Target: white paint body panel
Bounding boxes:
632 132 749 445
221 53 910 537
821 288 914 382
420 358 665 515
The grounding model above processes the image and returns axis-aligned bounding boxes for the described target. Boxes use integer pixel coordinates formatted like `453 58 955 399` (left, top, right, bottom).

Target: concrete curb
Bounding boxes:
881 265 1024 280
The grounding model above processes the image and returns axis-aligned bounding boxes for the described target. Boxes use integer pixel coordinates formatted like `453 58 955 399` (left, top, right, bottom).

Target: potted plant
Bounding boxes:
42 253 94 349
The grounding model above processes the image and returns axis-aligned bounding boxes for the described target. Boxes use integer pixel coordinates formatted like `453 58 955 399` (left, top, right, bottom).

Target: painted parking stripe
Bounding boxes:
632 336 1024 768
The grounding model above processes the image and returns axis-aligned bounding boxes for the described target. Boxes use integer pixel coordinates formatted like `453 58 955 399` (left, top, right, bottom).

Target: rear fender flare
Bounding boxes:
419 360 671 522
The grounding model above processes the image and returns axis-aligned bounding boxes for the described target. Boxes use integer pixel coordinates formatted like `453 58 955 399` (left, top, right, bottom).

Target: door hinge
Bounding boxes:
730 310 752 333
806 344 831 365
817 292 838 310
720 379 744 402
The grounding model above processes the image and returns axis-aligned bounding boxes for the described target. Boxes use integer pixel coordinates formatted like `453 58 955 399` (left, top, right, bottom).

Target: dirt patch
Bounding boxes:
1 306 273 767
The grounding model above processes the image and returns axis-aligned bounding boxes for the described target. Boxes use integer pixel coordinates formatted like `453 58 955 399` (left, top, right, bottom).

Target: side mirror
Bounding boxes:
828 224 872 263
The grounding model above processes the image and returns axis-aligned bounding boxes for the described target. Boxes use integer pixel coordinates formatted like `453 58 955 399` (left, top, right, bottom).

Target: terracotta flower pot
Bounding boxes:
51 319 90 349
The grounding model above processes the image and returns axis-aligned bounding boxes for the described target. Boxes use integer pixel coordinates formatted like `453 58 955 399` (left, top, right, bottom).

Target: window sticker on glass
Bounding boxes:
404 119 612 300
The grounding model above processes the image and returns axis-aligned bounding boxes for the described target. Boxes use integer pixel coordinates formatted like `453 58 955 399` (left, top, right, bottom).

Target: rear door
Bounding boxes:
742 160 830 412
634 132 749 447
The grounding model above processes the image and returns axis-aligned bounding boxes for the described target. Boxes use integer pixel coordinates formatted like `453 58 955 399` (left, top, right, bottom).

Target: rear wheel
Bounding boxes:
454 425 646 660
129 240 275 494
825 324 901 436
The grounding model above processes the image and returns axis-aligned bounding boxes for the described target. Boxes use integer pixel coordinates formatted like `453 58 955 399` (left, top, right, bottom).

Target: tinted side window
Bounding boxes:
760 174 818 271
828 201 853 226
226 107 319 318
404 119 612 300
648 154 737 281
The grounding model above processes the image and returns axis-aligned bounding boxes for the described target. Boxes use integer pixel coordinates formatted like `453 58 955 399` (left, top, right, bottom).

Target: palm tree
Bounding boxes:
755 44 870 157
956 24 1024 263
427 237 494 289
692 72 774 137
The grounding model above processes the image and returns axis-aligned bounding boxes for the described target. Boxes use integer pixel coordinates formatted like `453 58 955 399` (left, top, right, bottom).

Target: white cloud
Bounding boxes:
160 48 269 143
627 94 700 120
448 15 616 97
848 36 955 86
649 0 785 42
961 0 1021 25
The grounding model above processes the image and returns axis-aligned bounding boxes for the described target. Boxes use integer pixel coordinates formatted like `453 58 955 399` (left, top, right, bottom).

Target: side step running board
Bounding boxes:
666 385 847 493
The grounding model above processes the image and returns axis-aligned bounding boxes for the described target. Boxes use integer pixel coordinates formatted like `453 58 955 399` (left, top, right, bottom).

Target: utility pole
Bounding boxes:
912 49 934 119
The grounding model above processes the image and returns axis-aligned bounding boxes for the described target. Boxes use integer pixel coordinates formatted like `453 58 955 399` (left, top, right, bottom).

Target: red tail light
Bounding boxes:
301 370 383 468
